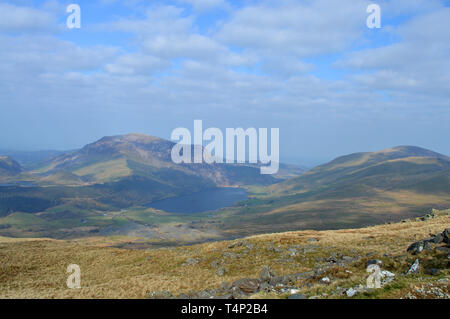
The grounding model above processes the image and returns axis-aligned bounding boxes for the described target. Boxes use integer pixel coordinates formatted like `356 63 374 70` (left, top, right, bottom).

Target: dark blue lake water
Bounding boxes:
146 187 248 214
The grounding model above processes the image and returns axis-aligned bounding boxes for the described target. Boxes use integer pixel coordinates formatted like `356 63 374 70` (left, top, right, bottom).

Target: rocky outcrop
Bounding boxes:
407 229 450 255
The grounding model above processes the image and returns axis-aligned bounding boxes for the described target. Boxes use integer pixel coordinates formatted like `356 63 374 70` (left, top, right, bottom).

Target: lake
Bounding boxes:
146 187 248 214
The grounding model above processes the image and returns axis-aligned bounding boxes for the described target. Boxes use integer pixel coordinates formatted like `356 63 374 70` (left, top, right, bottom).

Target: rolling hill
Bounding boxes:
271 146 450 195
217 146 450 237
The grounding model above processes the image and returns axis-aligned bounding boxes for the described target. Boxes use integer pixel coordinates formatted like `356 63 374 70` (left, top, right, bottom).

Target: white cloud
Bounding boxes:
0 0 449 154
217 0 370 57
0 2 57 32
177 0 230 12
336 7 450 98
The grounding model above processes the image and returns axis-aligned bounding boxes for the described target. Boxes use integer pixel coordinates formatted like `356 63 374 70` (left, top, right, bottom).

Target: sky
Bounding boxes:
0 0 449 166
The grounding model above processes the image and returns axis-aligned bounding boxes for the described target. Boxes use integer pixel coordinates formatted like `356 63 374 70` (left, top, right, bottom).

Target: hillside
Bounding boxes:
272 146 450 195
0 156 22 177
0 209 448 299
215 146 450 237
35 133 276 187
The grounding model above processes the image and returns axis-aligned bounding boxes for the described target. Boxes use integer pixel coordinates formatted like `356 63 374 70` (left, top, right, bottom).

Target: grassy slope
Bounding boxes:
0 209 448 299
213 148 450 237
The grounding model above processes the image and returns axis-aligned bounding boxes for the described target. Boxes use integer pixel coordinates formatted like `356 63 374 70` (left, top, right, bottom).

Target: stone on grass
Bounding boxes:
407 241 424 255
260 266 277 283
232 278 260 294
346 288 358 297
406 259 420 274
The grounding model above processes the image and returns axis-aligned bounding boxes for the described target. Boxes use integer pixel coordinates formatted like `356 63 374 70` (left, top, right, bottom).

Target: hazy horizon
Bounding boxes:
1 0 449 165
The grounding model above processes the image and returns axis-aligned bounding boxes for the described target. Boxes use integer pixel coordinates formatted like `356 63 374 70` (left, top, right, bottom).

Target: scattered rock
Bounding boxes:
259 282 271 292
320 277 331 284
430 233 444 244
217 267 227 277
380 270 396 285
443 229 450 244
346 288 358 297
366 259 383 267
217 282 231 292
303 245 319 253
182 258 199 266
244 241 255 249
407 241 424 255
288 248 298 257
406 259 420 274
260 266 277 283
232 278 260 294
287 271 315 281
227 241 243 249
423 241 433 251
222 252 238 259
267 246 282 253
381 270 395 278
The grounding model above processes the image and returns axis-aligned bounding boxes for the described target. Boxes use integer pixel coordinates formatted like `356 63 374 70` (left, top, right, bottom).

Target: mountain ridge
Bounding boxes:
35 133 277 187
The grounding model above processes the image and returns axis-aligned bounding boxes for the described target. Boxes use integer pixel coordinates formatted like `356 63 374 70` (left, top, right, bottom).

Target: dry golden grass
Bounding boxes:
0 210 449 299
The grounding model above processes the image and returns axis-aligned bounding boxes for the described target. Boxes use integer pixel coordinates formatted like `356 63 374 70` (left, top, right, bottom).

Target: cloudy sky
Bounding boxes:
0 0 449 165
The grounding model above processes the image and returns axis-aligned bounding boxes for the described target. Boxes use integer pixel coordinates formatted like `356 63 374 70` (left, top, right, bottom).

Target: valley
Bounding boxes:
0 135 449 248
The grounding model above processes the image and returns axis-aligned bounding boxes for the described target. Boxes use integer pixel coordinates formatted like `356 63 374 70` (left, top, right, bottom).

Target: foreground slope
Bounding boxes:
0 209 448 299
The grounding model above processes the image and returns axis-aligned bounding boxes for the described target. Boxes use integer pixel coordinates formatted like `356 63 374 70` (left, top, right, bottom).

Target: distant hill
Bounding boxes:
0 156 22 177
272 146 450 195
218 146 450 237
0 150 65 170
35 133 276 187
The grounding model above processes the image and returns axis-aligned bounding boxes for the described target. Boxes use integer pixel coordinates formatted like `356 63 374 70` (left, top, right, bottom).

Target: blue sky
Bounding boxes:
0 0 449 165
